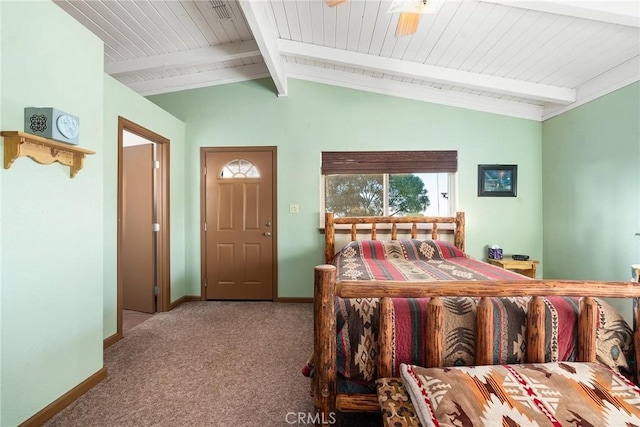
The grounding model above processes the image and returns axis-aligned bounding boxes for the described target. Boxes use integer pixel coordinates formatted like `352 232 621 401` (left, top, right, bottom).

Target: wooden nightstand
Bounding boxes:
487 257 540 278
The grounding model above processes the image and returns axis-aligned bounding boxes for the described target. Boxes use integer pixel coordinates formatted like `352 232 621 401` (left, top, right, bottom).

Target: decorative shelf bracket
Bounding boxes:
1 131 95 178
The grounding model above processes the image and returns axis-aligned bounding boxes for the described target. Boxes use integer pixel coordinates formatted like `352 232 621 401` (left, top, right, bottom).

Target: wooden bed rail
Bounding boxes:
313 264 640 425
324 212 465 263
335 279 640 298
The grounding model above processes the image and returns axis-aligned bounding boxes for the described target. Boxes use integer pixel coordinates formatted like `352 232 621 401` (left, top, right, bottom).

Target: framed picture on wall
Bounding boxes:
478 164 517 197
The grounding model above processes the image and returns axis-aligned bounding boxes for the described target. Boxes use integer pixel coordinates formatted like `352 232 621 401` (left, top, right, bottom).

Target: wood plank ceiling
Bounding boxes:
53 0 640 121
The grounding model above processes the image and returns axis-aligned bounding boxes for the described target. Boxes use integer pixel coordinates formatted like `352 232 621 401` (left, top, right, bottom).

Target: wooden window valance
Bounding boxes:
321 150 458 175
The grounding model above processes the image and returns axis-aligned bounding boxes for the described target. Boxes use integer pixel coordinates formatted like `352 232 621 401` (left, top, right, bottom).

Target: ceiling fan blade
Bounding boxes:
396 13 420 37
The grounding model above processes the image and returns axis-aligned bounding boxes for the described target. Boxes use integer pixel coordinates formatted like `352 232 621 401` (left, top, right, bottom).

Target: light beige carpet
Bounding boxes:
46 301 315 427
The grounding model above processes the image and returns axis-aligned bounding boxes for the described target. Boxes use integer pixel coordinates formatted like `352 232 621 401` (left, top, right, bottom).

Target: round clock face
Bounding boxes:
56 115 79 139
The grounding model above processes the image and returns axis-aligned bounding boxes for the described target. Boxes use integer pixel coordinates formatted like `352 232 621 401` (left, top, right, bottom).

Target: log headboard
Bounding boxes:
324 211 465 263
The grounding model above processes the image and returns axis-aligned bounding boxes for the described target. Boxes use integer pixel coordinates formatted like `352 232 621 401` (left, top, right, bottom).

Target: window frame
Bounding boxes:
320 150 458 229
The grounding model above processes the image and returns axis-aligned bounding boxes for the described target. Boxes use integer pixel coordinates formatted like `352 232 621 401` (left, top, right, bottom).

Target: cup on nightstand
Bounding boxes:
488 245 503 260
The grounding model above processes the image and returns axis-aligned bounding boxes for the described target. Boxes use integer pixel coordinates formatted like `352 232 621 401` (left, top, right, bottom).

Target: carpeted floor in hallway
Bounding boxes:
45 301 316 427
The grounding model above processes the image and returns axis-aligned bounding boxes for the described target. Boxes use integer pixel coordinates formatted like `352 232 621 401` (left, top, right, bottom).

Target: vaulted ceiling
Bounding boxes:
53 0 640 121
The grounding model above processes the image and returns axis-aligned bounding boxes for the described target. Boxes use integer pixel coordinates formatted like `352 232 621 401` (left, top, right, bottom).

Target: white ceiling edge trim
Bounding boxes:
286 62 544 121
542 56 640 120
278 39 576 104
105 41 260 76
479 0 640 27
128 63 269 96
239 0 287 96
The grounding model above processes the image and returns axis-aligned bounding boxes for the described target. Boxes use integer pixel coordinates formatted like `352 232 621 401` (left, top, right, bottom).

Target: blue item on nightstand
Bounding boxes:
488 246 503 260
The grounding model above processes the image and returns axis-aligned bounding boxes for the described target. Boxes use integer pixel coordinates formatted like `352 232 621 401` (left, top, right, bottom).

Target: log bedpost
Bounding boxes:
577 297 597 362
426 297 444 367
476 297 494 365
324 213 335 264
314 265 337 425
431 223 438 241
526 296 546 363
454 212 465 252
378 298 394 378
635 297 640 385
633 265 640 385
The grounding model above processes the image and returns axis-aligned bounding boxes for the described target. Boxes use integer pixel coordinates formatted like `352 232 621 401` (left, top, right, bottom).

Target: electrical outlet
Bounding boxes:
289 204 300 214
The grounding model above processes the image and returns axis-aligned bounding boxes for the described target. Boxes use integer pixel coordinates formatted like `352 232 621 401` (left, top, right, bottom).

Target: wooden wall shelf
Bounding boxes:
1 131 95 178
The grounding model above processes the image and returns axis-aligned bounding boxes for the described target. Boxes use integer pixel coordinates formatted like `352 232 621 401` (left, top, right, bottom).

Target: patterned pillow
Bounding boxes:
376 377 422 427
594 298 634 376
335 239 465 266
400 239 466 260
400 362 640 427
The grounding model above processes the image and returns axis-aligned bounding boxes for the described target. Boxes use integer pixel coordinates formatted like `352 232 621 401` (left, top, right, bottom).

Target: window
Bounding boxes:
322 151 457 219
220 159 259 178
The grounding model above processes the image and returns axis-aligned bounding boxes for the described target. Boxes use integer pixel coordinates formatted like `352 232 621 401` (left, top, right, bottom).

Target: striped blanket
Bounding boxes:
334 239 633 383
333 239 520 282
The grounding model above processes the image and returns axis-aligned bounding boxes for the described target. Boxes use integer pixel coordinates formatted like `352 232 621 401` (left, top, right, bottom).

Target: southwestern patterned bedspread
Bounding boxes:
308 239 634 390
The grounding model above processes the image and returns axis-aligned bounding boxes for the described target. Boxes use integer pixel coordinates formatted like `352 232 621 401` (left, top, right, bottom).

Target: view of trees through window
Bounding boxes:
325 173 450 217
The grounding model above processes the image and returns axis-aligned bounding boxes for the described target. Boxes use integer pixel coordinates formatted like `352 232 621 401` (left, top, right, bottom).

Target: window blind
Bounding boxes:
321 150 458 175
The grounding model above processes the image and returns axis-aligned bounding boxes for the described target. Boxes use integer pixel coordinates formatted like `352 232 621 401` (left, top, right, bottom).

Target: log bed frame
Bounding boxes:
313 212 640 426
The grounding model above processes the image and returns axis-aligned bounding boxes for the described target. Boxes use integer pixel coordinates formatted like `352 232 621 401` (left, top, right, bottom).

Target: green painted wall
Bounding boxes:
103 76 187 339
542 82 640 320
0 2 4 419
0 2 632 423
0 1 105 425
149 79 543 297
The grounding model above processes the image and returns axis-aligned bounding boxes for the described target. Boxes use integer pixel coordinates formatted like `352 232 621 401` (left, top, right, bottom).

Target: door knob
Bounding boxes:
264 232 272 237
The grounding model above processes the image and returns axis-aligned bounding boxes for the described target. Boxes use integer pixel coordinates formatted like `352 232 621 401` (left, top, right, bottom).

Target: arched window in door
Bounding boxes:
220 158 260 178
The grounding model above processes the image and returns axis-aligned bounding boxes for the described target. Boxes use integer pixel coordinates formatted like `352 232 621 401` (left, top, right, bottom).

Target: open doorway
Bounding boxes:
117 117 170 337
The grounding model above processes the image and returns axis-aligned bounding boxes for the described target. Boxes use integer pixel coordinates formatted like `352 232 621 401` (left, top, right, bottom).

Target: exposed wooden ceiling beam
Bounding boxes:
105 41 261 76
479 0 640 27
127 63 269 96
238 0 288 96
286 62 545 121
279 40 576 105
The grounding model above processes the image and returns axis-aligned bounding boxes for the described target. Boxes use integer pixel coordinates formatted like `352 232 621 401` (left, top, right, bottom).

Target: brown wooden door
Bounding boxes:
203 149 275 300
122 144 156 313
